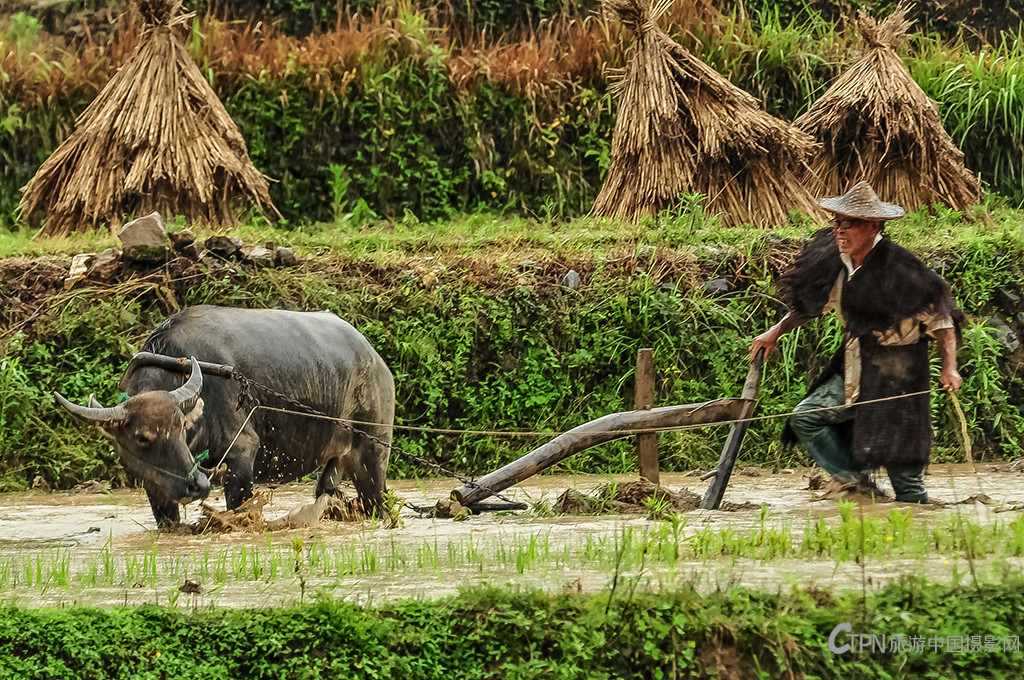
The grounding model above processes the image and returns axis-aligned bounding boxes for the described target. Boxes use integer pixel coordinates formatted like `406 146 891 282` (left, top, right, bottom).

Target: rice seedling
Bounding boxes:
0 503 1020 602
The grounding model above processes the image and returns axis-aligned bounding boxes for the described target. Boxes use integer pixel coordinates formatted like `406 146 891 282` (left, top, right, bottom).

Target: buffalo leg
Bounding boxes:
147 492 180 527
351 432 391 515
316 456 346 498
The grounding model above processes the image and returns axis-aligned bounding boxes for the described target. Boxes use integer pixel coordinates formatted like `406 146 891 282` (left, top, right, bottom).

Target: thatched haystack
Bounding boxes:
794 5 982 213
19 0 277 236
591 0 821 227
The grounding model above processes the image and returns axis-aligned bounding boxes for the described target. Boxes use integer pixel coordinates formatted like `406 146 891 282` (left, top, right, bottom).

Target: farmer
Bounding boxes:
750 181 963 503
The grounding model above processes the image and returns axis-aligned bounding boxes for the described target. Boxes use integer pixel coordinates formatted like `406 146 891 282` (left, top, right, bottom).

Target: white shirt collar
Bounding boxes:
840 232 883 276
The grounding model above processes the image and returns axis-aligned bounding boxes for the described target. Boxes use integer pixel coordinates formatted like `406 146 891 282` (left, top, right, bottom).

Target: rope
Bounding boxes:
254 389 936 438
207 405 259 473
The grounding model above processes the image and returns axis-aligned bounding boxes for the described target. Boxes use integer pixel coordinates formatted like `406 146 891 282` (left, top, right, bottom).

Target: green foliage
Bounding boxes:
0 580 1023 678
2 214 1022 488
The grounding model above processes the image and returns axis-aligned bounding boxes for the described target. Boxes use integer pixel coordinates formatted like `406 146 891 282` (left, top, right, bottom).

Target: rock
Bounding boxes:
1017 312 1024 328
178 243 201 261
996 287 1023 314
430 499 468 519
31 475 52 493
169 229 196 250
205 235 244 258
166 256 193 280
241 246 275 268
64 253 92 289
701 278 734 295
700 245 725 259
72 479 109 494
201 258 232 280
119 212 169 262
986 316 1021 353
739 466 762 477
87 248 121 281
561 269 581 290
274 247 299 267
179 579 203 595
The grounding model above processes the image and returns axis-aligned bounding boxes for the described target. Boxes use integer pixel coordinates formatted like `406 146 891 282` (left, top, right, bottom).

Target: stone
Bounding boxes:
178 243 201 261
985 316 1021 354
561 269 581 290
701 277 734 295
996 287 1023 314
64 253 92 288
1017 312 1024 328
205 235 244 258
700 245 725 259
166 256 193 280
274 246 299 267
87 247 121 281
241 246 275 268
169 229 196 249
119 212 169 262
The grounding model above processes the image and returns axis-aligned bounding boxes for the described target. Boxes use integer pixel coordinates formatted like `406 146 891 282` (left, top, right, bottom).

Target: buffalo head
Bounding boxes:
54 358 211 507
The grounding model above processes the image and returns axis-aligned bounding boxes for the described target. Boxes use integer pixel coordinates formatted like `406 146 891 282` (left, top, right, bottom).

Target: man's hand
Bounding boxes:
940 366 962 393
750 327 780 360
934 327 961 393
750 312 811 361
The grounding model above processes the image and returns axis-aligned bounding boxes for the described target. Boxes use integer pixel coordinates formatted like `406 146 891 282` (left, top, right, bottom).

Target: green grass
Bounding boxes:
1 577 1024 678
1 207 1023 489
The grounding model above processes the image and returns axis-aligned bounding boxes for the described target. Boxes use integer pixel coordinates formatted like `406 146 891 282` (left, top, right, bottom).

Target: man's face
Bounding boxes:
831 216 882 256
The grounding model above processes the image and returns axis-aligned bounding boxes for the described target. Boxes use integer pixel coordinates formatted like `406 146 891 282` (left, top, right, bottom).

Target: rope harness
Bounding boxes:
126 355 971 509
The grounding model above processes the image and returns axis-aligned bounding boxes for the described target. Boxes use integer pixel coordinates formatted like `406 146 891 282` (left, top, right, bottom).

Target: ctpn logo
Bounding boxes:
827 622 1021 655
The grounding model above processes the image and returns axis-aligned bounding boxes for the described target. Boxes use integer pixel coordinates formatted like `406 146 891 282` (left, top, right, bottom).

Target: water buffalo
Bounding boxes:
55 306 395 526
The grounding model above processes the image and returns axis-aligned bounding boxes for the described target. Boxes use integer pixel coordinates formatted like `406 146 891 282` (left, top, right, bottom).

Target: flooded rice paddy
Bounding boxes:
0 464 1022 608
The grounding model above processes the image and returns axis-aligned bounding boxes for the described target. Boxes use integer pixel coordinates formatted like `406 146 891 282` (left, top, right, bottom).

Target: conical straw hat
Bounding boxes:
817 181 905 220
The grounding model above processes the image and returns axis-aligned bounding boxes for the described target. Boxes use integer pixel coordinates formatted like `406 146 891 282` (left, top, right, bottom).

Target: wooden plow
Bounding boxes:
452 350 765 510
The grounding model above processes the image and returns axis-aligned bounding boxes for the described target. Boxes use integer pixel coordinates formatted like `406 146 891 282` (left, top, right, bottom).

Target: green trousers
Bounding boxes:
789 375 928 504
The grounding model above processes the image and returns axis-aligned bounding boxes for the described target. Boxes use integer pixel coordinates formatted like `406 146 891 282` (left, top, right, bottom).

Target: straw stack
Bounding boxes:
591 0 821 227
794 5 982 212
19 0 278 236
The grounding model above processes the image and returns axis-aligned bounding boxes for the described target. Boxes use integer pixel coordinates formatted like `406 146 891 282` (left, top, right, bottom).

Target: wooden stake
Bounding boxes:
635 348 659 484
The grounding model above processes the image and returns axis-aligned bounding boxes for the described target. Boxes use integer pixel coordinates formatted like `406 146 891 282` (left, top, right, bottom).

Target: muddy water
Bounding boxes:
0 465 1021 608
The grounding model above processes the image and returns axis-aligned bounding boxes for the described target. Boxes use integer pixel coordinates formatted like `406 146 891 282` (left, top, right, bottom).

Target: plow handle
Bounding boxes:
700 348 765 510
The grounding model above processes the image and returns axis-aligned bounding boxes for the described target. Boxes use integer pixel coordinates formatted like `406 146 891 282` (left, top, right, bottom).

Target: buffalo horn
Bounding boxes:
169 357 203 411
54 391 127 425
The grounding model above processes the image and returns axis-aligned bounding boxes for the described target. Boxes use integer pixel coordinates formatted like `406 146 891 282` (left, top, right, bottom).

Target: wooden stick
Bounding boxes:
700 348 765 510
451 398 749 505
127 351 236 379
635 348 659 484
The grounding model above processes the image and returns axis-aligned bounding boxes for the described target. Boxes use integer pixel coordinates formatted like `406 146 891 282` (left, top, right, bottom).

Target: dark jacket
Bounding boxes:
780 228 963 469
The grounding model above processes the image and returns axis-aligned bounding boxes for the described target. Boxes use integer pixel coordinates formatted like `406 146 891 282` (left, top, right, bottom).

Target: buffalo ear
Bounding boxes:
183 398 205 431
